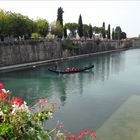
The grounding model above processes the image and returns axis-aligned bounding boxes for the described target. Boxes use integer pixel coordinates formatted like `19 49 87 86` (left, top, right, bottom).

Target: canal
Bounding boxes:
1 48 140 140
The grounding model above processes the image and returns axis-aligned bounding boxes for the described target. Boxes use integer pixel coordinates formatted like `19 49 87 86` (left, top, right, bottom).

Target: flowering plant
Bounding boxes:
62 129 96 140
0 82 96 140
0 83 54 140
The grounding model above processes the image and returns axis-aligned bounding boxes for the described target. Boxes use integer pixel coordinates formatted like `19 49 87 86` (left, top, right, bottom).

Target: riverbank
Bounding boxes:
0 39 135 73
0 48 127 73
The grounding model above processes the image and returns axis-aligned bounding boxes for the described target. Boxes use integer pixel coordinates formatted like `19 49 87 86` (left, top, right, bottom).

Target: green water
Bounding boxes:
1 49 140 139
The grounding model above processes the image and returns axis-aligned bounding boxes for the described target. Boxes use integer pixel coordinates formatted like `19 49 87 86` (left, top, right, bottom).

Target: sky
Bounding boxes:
0 0 140 38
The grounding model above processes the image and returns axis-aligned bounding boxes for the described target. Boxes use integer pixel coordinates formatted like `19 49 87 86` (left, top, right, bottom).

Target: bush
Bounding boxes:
61 39 75 50
0 82 96 140
31 33 41 39
0 84 55 139
46 32 55 41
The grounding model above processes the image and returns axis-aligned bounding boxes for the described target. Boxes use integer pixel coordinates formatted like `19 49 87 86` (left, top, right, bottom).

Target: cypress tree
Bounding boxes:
115 26 122 40
57 7 64 38
89 24 93 39
112 28 115 40
57 7 64 27
121 32 127 39
64 26 67 39
102 22 106 38
78 14 83 38
107 24 110 39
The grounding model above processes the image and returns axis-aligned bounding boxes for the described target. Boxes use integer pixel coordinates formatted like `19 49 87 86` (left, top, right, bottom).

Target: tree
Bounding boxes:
0 10 9 41
121 32 127 39
114 26 122 40
0 9 51 40
9 13 33 39
65 23 78 38
31 20 37 33
93 26 102 34
107 24 110 39
36 18 49 37
78 14 83 38
88 24 93 39
83 24 89 39
138 34 140 39
50 21 63 38
0 11 33 40
112 28 115 40
63 26 67 39
102 22 106 38
57 7 64 27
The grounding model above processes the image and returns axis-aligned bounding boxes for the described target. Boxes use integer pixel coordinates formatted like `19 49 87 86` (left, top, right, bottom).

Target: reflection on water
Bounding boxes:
1 49 140 136
0 50 125 102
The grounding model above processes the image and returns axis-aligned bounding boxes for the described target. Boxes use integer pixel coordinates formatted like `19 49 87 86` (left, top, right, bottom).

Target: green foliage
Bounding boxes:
114 26 127 40
0 123 17 139
57 7 64 27
46 32 54 41
65 22 78 37
63 26 67 39
78 14 83 38
102 22 106 38
0 89 55 140
0 10 9 37
9 13 33 38
89 24 93 39
0 83 96 140
61 39 75 49
0 8 128 42
121 32 127 39
36 18 49 37
0 9 34 40
92 26 102 34
101 22 106 38
107 24 111 39
114 26 122 40
57 7 64 38
112 28 115 40
31 33 41 39
51 21 63 38
83 24 90 39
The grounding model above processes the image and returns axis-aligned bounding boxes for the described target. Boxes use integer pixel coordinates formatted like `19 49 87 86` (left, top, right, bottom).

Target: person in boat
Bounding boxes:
66 68 70 71
66 67 77 72
54 62 58 70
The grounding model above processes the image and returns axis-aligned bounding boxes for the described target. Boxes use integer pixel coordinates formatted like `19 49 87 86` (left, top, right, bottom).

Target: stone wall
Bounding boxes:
0 40 61 67
132 40 140 48
62 40 132 58
0 39 133 67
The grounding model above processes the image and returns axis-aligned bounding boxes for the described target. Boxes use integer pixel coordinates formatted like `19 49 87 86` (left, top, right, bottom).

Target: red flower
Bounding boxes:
10 97 22 107
0 89 9 103
77 134 83 140
82 129 89 134
0 82 4 89
90 130 96 139
66 135 76 140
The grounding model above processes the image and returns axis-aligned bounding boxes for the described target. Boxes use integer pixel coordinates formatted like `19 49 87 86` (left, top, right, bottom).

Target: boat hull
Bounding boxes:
48 65 94 74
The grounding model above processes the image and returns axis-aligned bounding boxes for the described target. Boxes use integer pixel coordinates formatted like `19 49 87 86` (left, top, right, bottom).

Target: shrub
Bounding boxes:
0 82 96 140
0 85 55 139
61 39 75 50
31 33 41 39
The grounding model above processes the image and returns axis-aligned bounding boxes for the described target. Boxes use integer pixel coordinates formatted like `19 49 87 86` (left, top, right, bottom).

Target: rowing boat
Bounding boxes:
48 65 94 74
